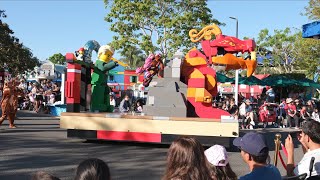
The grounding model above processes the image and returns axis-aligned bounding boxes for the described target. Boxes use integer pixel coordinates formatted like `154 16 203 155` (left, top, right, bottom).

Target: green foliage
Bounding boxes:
293 32 320 78
118 46 145 69
304 0 320 20
48 53 66 65
255 28 298 74
104 0 221 60
0 10 40 75
252 27 320 78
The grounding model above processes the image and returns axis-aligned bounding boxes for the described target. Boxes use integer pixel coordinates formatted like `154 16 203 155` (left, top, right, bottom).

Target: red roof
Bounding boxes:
254 74 270 80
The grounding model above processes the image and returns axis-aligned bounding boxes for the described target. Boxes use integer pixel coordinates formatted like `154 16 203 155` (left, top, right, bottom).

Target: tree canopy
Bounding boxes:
252 28 320 78
0 10 40 75
104 0 221 60
252 1 320 78
118 46 145 69
293 32 320 78
255 28 298 74
304 0 320 20
48 53 66 65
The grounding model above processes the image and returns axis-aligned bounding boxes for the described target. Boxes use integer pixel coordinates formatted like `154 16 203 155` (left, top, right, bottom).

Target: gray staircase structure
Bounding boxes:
144 51 188 117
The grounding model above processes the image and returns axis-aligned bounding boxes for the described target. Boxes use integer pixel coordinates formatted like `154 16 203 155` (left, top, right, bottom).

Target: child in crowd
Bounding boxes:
136 101 143 112
259 106 269 128
312 108 320 122
74 158 111 180
205 145 237 180
49 94 55 104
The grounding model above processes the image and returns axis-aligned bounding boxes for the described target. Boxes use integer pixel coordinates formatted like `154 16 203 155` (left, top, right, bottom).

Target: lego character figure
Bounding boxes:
135 54 155 76
136 53 164 87
75 47 85 61
182 24 257 119
189 23 257 77
90 45 118 112
0 79 18 128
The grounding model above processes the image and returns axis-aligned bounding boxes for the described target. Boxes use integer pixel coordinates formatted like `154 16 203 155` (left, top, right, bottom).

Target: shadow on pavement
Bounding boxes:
0 126 167 180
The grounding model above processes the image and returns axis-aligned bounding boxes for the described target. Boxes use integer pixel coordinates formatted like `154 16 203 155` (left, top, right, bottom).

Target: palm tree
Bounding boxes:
118 46 145 69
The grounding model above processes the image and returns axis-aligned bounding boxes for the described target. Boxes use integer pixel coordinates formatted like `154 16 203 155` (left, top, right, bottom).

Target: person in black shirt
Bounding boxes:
228 98 238 121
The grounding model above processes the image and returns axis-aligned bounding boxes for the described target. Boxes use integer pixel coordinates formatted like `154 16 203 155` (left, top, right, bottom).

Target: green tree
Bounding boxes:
0 10 40 75
255 28 298 74
293 32 320 78
304 0 320 20
48 53 65 65
104 0 221 60
118 46 145 69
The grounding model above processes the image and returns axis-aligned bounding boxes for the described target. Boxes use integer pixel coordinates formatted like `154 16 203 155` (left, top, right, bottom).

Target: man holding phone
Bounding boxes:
285 120 320 178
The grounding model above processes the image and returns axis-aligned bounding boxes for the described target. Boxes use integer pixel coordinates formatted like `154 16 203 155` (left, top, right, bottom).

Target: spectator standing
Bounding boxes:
49 93 55 105
233 132 282 180
259 105 269 128
295 99 302 115
74 158 111 180
18 79 27 93
27 82 32 92
306 100 314 115
266 87 275 103
228 98 238 122
109 95 116 107
163 136 214 180
244 99 255 129
300 106 311 122
119 95 130 113
205 145 237 180
286 98 299 129
279 99 287 128
312 108 320 122
285 120 320 178
239 101 246 129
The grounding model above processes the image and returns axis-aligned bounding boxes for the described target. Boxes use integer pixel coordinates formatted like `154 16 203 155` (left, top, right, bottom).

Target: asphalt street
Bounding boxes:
0 111 304 180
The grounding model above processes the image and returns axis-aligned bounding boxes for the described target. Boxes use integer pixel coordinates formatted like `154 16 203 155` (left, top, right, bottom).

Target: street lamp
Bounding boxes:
229 17 238 38
229 16 240 105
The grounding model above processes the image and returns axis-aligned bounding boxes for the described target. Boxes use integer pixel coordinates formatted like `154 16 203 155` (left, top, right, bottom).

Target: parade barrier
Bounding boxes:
273 133 293 170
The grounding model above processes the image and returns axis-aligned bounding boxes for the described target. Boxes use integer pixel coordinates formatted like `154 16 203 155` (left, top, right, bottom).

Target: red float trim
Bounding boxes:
97 130 161 143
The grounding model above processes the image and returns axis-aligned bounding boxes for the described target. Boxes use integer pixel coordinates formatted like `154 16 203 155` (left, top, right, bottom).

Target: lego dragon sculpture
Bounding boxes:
182 24 257 119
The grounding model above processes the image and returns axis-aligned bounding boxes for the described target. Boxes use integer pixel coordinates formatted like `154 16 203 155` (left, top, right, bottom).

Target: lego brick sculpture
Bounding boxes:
75 40 101 111
182 24 257 119
136 53 164 87
66 41 128 113
90 45 129 112
65 53 81 112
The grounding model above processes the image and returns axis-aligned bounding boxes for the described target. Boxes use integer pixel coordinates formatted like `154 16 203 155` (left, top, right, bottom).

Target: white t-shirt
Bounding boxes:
312 112 320 122
110 99 116 106
239 102 246 116
294 148 320 178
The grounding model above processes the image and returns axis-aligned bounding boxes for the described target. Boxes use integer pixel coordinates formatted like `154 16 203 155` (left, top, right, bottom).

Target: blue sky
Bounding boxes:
1 0 311 61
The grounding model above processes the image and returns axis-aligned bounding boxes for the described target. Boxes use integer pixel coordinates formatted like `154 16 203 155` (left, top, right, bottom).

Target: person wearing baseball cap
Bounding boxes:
233 132 282 180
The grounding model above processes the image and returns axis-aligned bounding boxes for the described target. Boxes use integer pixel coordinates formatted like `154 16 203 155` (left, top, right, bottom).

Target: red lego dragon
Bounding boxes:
182 23 257 119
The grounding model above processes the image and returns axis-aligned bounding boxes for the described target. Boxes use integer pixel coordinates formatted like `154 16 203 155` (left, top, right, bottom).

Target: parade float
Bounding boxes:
60 24 258 146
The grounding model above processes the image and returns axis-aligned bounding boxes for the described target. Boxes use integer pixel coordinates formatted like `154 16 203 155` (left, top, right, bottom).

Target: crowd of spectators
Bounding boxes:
15 79 61 113
212 91 320 129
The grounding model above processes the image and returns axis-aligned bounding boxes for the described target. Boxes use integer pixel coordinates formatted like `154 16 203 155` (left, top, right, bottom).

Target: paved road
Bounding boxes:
0 111 304 180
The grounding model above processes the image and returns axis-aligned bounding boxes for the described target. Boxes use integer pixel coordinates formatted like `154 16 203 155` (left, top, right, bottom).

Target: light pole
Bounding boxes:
229 16 239 105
